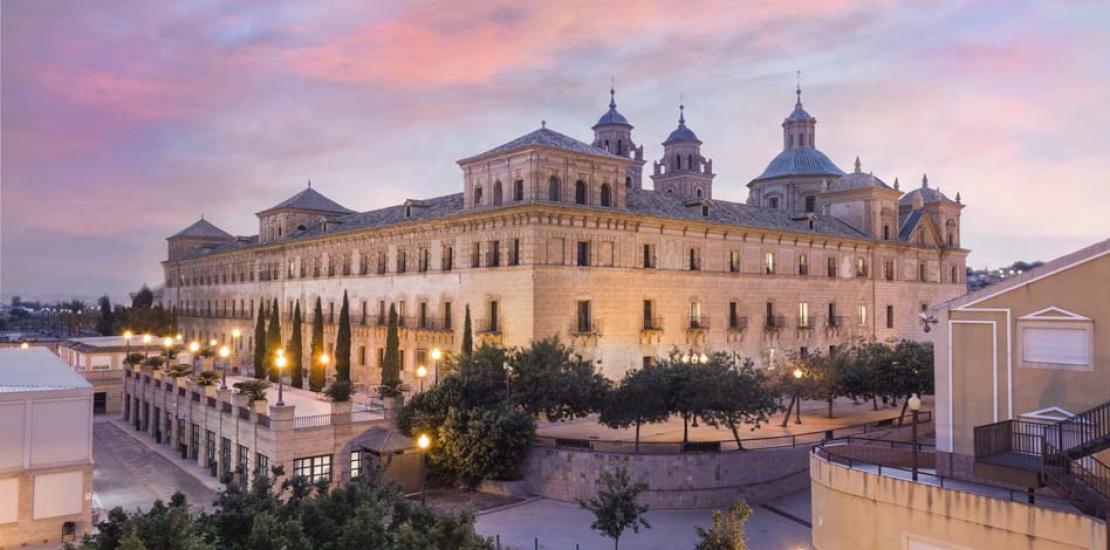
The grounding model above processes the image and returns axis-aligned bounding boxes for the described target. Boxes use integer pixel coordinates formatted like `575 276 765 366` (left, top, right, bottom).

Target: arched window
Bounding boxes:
695 188 703 199
492 181 503 205
688 155 694 170
617 139 624 155
804 195 816 213
575 180 588 205
513 180 524 201
548 176 560 201
600 184 612 207
768 197 779 209
474 186 483 205
625 176 632 189
673 156 680 171
604 139 610 151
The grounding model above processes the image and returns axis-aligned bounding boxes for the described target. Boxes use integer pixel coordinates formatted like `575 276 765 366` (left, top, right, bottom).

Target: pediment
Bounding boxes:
1018 306 1091 321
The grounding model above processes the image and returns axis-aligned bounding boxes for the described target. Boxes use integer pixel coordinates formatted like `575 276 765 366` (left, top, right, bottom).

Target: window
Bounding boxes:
474 186 483 205
828 302 838 327
804 195 816 213
886 305 894 329
855 257 867 277
600 184 612 207
548 176 560 201
768 197 779 209
360 300 368 325
798 254 808 276
701 205 709 217
419 248 430 272
858 305 868 326
237 445 249 480
489 301 499 332
575 180 588 204
729 301 741 329
350 451 363 479
509 238 520 266
729 250 741 273
689 248 700 271
493 181 503 205
642 244 656 268
799 302 811 328
293 455 332 483
576 301 592 333
444 302 453 330
419 302 428 328
884 259 894 281
625 176 632 189
919 262 926 281
513 179 524 201
643 300 657 330
883 225 891 240
765 252 776 274
471 242 481 268
489 240 501 267
827 257 837 278
397 250 407 273
689 302 703 329
443 246 453 271
577 241 590 266
359 345 366 366
950 265 958 283
255 453 269 476
765 302 776 328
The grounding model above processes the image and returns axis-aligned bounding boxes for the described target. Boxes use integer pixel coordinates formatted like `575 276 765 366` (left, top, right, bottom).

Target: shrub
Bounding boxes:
324 380 352 402
234 379 272 402
194 371 220 386
695 501 753 550
434 406 535 488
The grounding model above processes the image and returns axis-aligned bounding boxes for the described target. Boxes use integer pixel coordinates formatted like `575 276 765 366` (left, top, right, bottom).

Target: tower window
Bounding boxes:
617 139 624 155
513 180 524 201
548 176 560 201
492 181 503 205
575 180 588 205
768 197 779 209
625 176 632 189
701 205 709 217
883 225 890 240
600 183 612 207
474 186 483 205
696 188 703 199
804 196 815 213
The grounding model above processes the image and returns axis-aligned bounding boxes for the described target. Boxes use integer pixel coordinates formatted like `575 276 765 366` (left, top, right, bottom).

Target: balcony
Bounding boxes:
641 316 663 333
403 317 452 332
764 315 786 331
477 318 501 334
570 319 599 336
826 315 845 329
687 315 710 331
796 315 816 330
726 316 748 332
973 419 1046 487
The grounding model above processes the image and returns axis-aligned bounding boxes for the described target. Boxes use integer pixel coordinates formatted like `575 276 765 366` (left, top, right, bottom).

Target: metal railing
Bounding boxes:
293 414 333 429
973 419 1047 470
570 320 598 335
687 314 710 330
477 318 501 334
727 316 748 332
352 409 387 423
642 316 663 332
533 410 931 455
764 315 786 331
796 315 816 330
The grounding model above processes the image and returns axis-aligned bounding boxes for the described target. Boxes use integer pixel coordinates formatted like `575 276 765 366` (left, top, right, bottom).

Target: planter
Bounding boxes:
252 400 268 414
175 377 188 388
383 396 405 410
152 370 163 381
203 385 217 398
130 364 141 373
478 479 530 498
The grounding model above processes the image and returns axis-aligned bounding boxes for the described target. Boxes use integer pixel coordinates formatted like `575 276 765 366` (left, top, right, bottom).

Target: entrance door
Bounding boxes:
93 392 107 415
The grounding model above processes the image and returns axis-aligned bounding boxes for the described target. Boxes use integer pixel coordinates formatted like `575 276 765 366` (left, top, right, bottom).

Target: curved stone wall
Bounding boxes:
520 444 812 509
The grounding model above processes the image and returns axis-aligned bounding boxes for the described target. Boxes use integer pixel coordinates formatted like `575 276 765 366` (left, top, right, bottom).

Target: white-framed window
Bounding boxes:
798 302 810 328
350 451 362 479
765 252 776 274
858 305 868 326
293 454 332 483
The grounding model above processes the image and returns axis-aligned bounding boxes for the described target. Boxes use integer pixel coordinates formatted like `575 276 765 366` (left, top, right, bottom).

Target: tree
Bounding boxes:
577 467 651 550
335 291 351 383
397 345 508 437
844 342 888 410
290 302 304 388
694 501 753 550
600 366 669 453
435 406 535 488
461 305 473 357
659 353 714 445
96 295 116 335
508 338 611 420
886 340 934 423
798 351 844 419
379 304 402 397
309 297 325 391
265 299 281 382
253 302 267 379
132 285 154 309
700 355 780 449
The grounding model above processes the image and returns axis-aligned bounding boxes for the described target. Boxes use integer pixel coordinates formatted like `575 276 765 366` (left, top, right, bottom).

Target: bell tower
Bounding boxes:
651 104 714 200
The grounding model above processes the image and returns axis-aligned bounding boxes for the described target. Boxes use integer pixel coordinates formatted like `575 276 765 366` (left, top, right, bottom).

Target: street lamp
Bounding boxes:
792 367 804 425
503 361 512 401
908 393 922 481
19 342 29 349
274 354 287 406
319 353 330 386
123 330 133 360
416 365 427 393
699 353 708 364
162 337 174 368
431 348 442 385
417 433 431 505
231 329 242 374
142 333 152 358
219 346 231 389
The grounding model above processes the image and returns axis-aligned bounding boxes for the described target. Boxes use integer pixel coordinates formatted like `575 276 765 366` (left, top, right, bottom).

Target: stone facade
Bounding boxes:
159 87 969 385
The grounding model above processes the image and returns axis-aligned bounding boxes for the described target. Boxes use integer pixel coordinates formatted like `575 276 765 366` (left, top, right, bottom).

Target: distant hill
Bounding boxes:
966 261 1044 292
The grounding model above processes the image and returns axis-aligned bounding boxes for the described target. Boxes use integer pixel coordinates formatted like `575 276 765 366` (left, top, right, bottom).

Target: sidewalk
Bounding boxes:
99 417 224 493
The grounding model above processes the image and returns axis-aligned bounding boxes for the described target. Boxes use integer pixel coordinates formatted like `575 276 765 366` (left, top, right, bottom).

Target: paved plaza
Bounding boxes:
536 396 934 444
92 420 217 513
476 490 814 550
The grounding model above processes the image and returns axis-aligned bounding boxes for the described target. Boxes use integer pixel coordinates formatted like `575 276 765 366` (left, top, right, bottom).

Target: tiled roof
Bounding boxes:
169 218 234 240
0 347 92 393
259 187 355 215
293 193 465 239
900 186 955 206
752 147 845 182
460 127 623 164
898 209 923 241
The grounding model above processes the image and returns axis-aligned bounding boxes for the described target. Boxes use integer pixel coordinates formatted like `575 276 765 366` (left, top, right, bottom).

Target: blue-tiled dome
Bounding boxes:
753 148 845 181
786 104 813 122
593 88 632 128
665 124 699 143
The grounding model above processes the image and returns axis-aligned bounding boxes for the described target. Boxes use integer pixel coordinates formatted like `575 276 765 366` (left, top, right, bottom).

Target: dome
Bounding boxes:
899 174 956 206
828 157 892 191
786 104 813 122
593 87 632 128
752 148 844 181
664 104 700 144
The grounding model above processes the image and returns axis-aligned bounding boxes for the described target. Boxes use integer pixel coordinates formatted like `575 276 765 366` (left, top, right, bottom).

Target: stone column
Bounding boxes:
269 404 296 483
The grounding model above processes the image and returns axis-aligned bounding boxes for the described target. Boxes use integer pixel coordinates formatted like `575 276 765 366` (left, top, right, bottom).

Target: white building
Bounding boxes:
0 347 94 547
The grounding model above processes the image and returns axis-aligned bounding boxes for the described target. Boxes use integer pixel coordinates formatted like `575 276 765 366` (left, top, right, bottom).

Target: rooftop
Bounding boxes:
0 347 92 393
169 218 234 241
459 126 624 164
64 335 164 353
752 147 845 182
258 185 355 216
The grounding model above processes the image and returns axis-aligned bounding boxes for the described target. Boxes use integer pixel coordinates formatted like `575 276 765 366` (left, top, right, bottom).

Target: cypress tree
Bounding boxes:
381 304 401 396
309 297 325 392
335 291 351 383
290 301 304 388
265 299 281 382
253 302 267 378
461 304 474 357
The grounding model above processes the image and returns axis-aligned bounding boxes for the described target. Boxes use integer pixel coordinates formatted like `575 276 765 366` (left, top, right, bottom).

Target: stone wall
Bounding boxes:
520 444 812 509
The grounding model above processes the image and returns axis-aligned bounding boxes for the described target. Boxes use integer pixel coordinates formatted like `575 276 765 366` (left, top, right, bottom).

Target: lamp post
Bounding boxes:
162 337 175 369
908 393 922 481
417 433 430 505
792 367 804 425
231 329 242 374
219 346 231 389
142 333 152 359
275 354 287 406
123 330 133 361
503 361 512 401
416 365 427 393
430 348 442 385
699 353 708 364
189 341 200 374
319 352 330 388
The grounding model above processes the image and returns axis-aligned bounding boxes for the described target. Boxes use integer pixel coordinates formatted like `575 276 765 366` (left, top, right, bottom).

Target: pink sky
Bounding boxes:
2 0 1108 301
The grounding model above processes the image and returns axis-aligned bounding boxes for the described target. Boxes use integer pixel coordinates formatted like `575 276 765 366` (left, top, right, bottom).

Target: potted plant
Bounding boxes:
324 380 352 402
376 381 408 410
235 379 272 414
198 346 217 371
124 352 145 373
144 356 165 379
195 370 221 397
167 364 192 387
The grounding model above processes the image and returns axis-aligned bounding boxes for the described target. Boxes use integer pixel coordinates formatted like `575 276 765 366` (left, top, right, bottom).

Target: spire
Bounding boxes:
678 103 686 125
541 119 546 129
795 70 803 109
307 179 312 189
609 83 616 110
854 156 861 173
922 173 929 188
956 191 962 203
894 177 900 191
